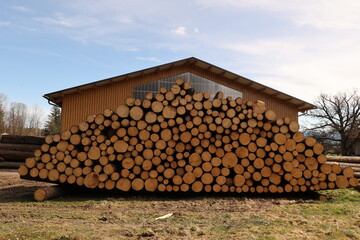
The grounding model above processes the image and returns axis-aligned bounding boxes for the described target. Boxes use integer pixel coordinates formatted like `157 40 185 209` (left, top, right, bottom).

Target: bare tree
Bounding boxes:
26 105 44 136
0 93 7 133
302 89 360 155
6 102 27 135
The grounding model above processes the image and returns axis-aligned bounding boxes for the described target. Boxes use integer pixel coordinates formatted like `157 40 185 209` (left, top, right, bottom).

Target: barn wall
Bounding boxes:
61 65 298 130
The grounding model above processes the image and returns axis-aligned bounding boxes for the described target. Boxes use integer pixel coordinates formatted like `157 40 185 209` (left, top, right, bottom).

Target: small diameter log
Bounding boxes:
17 164 29 176
34 186 65 201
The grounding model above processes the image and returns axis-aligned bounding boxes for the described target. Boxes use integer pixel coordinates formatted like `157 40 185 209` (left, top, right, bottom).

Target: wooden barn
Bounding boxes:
43 57 315 131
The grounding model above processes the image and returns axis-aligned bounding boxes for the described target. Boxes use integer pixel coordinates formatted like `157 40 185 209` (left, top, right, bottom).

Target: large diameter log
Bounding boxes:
129 106 144 121
222 152 238 168
0 135 45 145
114 140 129 153
264 110 276 121
116 104 130 118
84 172 100 188
335 176 349 189
34 186 65 201
162 106 177 119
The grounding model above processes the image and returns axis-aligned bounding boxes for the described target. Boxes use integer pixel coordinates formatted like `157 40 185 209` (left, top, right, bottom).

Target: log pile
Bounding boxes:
0 135 45 169
18 79 359 193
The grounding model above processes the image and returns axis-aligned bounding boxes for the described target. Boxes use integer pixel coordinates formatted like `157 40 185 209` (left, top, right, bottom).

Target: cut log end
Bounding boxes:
84 172 100 189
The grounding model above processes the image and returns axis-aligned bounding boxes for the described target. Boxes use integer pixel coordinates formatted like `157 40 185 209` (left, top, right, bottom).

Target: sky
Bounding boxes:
1 0 359 121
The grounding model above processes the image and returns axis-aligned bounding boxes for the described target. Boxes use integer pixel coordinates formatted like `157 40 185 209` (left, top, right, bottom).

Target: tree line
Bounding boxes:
0 93 61 136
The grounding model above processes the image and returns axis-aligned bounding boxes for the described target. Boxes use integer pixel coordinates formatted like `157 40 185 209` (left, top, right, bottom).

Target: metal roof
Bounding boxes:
43 57 316 112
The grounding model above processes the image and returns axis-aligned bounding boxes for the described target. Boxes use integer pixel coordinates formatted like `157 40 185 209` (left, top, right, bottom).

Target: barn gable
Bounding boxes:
43 57 315 130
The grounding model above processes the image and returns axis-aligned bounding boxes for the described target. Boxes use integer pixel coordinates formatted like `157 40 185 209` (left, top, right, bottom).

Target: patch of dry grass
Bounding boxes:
0 189 359 240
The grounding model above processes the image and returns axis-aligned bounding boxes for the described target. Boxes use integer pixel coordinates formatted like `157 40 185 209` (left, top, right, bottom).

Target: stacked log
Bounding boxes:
0 135 45 168
18 79 359 193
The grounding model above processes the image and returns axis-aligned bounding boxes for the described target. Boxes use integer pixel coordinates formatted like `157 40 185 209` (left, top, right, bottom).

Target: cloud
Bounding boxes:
291 1 360 30
35 13 99 28
171 26 187 36
223 39 304 56
8 2 196 50
0 21 11 26
0 20 36 31
221 35 360 103
189 0 360 101
196 0 360 31
11 5 34 13
33 12 137 45
136 57 162 63
111 16 133 24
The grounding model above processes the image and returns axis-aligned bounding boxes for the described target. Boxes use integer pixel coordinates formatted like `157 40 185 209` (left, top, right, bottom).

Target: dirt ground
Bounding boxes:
0 170 360 240
0 169 55 201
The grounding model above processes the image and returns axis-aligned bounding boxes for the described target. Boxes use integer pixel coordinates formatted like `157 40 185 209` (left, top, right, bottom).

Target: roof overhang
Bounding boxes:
43 57 316 112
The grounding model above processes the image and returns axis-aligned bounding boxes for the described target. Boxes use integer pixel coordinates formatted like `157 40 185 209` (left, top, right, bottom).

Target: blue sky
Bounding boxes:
1 0 359 120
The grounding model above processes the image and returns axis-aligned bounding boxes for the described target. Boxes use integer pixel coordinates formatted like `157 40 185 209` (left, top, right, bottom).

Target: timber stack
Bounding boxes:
18 79 359 193
0 135 45 169
326 156 360 181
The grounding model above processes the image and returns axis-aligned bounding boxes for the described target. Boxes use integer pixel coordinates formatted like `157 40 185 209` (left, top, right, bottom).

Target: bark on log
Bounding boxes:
0 143 41 152
0 149 34 162
0 135 45 145
0 161 23 169
327 156 360 163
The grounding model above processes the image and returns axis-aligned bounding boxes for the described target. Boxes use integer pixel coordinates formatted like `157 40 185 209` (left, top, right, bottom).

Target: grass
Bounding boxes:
0 188 359 240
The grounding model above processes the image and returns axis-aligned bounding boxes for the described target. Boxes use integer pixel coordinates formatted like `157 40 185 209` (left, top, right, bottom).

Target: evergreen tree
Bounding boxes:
45 106 61 135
